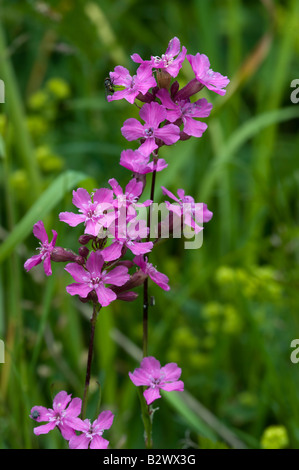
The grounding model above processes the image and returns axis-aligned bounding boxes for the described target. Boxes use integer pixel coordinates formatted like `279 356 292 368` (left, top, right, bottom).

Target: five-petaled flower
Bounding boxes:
187 53 230 96
129 356 184 405
121 101 180 157
59 187 115 237
65 250 130 306
107 63 157 104
131 37 186 79
68 410 114 449
101 220 153 262
161 186 213 234
30 391 82 439
157 88 213 138
24 220 57 276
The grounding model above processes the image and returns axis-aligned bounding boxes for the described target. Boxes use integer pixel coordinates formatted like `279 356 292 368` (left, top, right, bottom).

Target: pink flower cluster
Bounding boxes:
25 37 229 449
30 391 114 449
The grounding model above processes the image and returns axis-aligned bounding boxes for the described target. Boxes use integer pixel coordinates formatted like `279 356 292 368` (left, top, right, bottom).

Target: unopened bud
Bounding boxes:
51 247 78 263
79 234 96 245
79 246 89 259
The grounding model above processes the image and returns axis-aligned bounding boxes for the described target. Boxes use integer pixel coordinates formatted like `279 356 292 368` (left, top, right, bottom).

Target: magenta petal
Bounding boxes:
143 387 161 405
183 117 207 137
65 262 88 282
24 254 42 272
68 417 90 433
66 397 82 417
86 250 104 276
59 424 76 441
131 53 144 63
69 434 90 449
103 266 130 286
59 211 86 227
30 405 49 422
66 282 92 298
53 391 71 411
160 363 182 382
149 270 170 291
43 254 52 276
161 186 179 202
90 436 109 449
121 118 145 141
140 356 161 374
129 241 153 256
93 188 114 205
94 410 114 430
33 421 56 436
155 124 180 145
32 220 48 243
138 138 157 157
101 241 123 262
161 380 184 392
129 369 151 387
72 188 90 209
95 284 117 307
165 36 181 59
139 101 167 128
50 230 58 248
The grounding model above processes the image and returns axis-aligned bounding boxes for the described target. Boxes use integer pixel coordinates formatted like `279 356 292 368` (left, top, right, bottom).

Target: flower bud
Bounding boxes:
79 234 96 245
50 247 79 263
79 246 89 259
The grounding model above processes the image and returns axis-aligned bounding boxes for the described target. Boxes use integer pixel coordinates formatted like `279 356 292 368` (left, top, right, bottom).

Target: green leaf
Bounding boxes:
161 390 218 442
0 170 87 263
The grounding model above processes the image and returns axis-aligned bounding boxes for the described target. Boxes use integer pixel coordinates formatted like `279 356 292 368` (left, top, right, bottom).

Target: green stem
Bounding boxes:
137 387 153 449
142 153 158 358
81 303 101 419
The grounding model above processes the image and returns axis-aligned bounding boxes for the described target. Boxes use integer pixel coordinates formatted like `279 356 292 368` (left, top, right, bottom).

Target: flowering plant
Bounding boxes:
25 37 229 449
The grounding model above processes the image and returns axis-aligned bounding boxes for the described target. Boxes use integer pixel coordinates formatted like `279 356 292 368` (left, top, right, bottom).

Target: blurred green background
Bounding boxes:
0 0 299 450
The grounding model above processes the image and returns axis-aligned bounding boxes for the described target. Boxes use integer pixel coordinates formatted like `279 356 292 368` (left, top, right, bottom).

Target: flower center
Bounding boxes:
144 127 154 137
38 242 51 259
153 54 173 68
151 377 161 388
89 276 101 289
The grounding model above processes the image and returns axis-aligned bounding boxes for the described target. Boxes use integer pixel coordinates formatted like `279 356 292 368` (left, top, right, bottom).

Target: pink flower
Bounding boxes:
65 250 130 307
157 88 212 138
24 220 57 276
129 356 184 405
161 186 213 234
30 391 82 440
133 255 170 291
107 63 156 104
59 187 115 237
68 410 114 449
187 53 230 96
121 101 180 157
101 221 153 262
120 149 168 174
108 177 151 215
131 37 186 78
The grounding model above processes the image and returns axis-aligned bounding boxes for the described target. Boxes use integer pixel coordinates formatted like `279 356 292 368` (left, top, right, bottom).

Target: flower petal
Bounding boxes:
95 284 117 307
143 386 161 405
32 220 48 243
